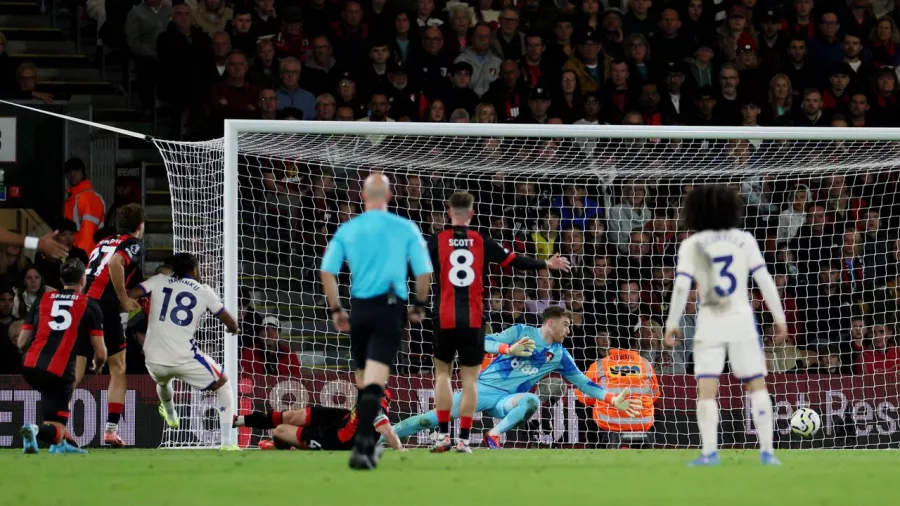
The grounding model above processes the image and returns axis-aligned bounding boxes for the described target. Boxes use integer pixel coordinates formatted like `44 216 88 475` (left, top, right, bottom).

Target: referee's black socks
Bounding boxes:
355 384 385 451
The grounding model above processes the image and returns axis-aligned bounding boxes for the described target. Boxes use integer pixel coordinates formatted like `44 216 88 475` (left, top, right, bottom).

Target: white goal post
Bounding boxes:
151 121 900 449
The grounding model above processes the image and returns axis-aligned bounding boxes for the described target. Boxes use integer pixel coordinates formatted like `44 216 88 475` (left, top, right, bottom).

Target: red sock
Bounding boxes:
437 410 450 434
108 402 124 425
459 416 473 441
272 411 283 426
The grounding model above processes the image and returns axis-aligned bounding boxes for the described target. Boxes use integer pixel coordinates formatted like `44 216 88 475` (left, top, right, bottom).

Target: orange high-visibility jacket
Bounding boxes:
576 349 660 432
64 180 106 254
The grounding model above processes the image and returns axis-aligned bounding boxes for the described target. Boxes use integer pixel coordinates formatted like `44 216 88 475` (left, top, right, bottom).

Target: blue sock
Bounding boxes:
393 411 439 438
489 394 539 436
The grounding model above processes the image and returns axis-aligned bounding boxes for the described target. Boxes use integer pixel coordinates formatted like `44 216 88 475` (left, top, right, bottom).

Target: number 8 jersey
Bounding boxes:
675 228 767 320
138 274 225 366
428 226 519 330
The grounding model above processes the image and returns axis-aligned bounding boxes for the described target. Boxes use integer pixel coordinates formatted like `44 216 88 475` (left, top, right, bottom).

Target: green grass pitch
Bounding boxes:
0 449 894 505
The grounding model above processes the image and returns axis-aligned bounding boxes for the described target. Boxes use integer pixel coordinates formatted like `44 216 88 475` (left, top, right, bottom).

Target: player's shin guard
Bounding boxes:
437 410 451 435
354 384 384 451
107 402 124 432
216 382 235 441
749 390 774 454
393 411 439 438
156 382 177 419
459 416 473 443
696 399 719 456
490 395 539 436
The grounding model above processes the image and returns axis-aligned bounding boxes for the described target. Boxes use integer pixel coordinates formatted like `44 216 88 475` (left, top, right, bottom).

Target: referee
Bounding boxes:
320 173 433 470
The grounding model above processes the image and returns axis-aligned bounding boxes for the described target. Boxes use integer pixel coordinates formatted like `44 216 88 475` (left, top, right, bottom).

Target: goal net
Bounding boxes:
154 123 900 449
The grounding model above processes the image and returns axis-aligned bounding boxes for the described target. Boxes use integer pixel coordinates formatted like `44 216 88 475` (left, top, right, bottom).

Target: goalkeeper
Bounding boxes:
392 306 642 448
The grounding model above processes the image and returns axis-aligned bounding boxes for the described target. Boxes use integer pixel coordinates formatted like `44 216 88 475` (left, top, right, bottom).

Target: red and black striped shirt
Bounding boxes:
84 234 145 303
22 290 104 381
428 226 547 329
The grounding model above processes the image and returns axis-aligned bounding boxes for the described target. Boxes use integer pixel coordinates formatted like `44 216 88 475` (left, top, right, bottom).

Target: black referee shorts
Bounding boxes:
78 301 127 359
22 367 74 424
433 327 485 367
349 294 406 370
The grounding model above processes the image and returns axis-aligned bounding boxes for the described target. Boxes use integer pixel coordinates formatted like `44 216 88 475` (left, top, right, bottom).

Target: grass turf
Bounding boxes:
0 449 894 505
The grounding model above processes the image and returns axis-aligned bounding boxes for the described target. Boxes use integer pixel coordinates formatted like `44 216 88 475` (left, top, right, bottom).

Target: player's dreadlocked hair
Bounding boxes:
169 253 199 280
682 184 743 232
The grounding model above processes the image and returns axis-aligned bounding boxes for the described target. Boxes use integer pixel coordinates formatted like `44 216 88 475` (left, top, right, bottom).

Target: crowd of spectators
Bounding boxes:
54 0 900 137
242 123 900 376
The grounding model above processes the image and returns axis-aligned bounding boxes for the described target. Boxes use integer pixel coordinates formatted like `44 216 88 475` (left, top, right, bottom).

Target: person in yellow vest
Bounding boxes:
63 157 107 255
531 209 561 261
577 345 660 438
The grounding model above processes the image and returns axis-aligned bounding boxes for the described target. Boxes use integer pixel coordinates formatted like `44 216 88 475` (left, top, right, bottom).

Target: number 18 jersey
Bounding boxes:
138 274 225 366
427 226 517 329
675 228 766 320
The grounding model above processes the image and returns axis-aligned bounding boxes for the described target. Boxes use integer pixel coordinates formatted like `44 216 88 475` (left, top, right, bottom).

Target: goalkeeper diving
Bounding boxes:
392 306 642 448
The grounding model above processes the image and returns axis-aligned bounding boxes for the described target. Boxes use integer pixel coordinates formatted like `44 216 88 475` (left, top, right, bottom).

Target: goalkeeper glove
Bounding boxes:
606 388 642 418
499 338 536 357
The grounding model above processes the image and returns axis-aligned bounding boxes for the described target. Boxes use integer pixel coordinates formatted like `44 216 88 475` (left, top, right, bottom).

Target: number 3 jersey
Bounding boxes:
22 291 104 382
427 226 518 330
84 234 145 303
138 274 225 366
675 228 766 319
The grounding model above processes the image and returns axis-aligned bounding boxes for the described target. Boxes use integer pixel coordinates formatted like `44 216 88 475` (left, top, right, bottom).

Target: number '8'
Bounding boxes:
160 287 198 326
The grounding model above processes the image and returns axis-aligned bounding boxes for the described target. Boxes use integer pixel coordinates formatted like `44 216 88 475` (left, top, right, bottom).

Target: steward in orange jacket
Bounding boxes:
63 158 106 254
576 348 659 432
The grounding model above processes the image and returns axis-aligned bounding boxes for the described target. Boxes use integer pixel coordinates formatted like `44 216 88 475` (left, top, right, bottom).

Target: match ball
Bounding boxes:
790 408 821 438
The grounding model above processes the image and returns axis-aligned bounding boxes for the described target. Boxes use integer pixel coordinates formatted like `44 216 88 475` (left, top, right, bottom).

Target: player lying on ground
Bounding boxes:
427 192 571 453
17 258 107 454
392 306 642 448
127 252 241 449
235 398 405 451
664 184 786 467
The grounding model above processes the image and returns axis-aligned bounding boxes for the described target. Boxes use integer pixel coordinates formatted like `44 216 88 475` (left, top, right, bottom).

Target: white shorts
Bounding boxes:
146 353 224 390
693 312 767 381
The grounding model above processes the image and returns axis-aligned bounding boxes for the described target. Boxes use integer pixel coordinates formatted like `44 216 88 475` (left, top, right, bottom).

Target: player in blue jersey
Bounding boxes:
392 306 642 448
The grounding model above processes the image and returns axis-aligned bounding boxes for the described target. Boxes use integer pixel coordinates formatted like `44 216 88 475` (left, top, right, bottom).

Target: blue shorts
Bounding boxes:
449 385 532 419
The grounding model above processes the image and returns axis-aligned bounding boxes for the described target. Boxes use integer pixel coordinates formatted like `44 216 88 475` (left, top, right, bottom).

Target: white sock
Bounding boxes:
156 382 177 418
216 382 235 443
696 399 719 456
749 390 774 454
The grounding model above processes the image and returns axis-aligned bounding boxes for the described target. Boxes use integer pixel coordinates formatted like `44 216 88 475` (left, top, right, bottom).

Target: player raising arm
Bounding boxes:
129 253 241 450
18 259 106 454
235 396 405 452
392 306 641 448
428 192 570 453
664 184 786 467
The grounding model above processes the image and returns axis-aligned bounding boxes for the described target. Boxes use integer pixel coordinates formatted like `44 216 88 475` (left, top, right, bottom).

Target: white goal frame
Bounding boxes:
220 120 900 448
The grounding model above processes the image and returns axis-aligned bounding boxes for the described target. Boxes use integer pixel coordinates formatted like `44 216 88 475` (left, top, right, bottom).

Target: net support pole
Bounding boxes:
222 120 240 448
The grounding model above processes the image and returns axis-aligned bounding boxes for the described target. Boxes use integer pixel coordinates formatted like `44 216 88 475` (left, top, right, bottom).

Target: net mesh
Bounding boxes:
153 130 900 449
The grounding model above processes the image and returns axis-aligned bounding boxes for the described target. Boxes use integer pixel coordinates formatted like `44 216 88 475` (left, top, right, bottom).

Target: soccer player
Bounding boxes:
392 306 642 448
17 258 107 454
320 173 432 470
74 203 145 447
235 400 405 452
428 192 571 453
663 184 786 466
128 253 240 448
